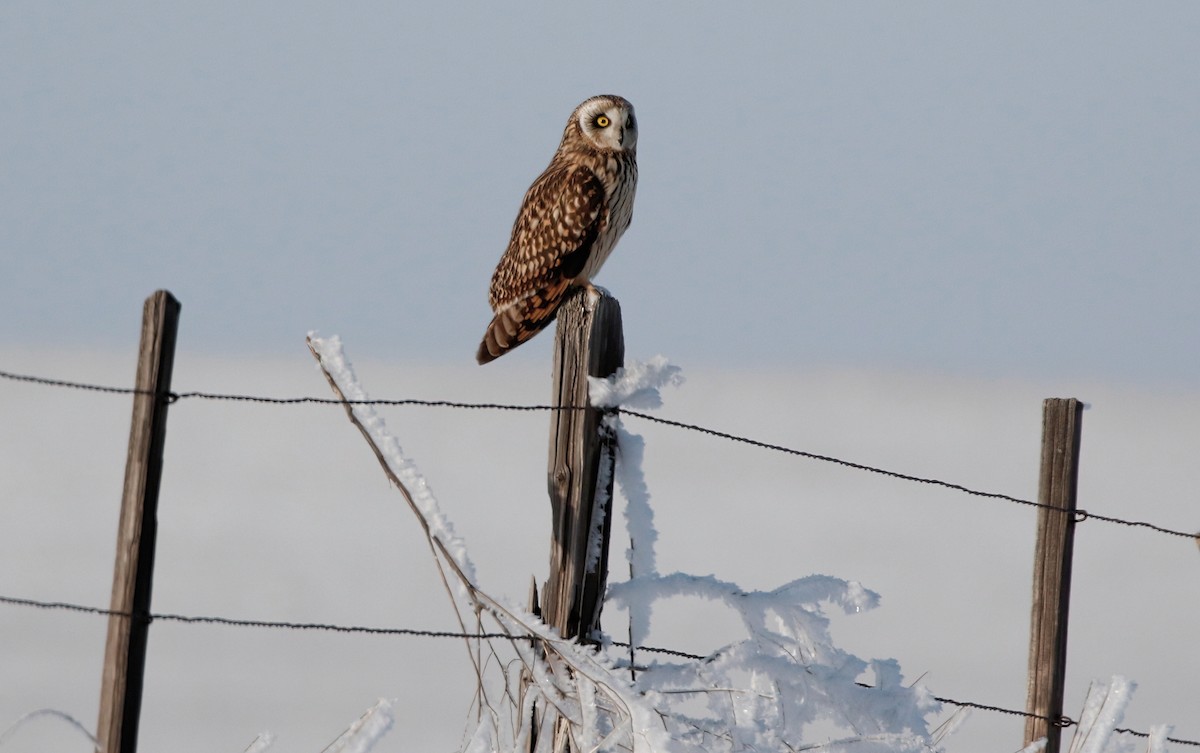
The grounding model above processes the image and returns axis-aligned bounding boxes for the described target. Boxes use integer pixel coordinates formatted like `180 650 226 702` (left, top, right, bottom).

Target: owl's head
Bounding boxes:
568 95 637 153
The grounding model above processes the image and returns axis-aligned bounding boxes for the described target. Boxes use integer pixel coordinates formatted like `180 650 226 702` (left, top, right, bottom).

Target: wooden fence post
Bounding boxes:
1023 397 1084 753
541 287 623 643
96 290 181 753
523 288 622 753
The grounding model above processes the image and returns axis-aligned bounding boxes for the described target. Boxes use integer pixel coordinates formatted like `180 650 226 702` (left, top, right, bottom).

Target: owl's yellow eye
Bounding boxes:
595 115 611 128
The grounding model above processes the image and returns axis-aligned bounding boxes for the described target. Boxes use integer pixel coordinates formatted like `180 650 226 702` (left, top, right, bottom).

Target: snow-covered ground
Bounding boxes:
2 346 1196 751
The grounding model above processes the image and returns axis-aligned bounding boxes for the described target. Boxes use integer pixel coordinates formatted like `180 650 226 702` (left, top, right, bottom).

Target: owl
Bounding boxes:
476 94 638 364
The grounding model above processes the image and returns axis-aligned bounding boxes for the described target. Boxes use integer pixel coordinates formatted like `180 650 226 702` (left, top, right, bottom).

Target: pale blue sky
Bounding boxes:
3 2 1198 385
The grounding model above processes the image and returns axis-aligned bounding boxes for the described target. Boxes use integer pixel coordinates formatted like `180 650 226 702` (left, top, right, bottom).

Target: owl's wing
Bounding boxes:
477 166 605 364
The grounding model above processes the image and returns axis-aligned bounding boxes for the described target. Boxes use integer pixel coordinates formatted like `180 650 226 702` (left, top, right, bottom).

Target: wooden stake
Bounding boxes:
1023 397 1084 753
529 287 623 753
541 287 623 644
96 290 181 753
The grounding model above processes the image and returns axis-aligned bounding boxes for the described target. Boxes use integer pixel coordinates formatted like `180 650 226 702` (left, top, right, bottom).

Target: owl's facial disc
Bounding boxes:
579 99 637 152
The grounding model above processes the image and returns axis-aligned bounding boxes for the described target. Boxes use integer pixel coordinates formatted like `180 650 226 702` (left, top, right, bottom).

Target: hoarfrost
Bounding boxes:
324 698 395 753
1146 725 1175 753
308 333 476 586
308 345 961 752
1067 676 1139 753
588 355 684 410
243 732 275 752
588 357 681 645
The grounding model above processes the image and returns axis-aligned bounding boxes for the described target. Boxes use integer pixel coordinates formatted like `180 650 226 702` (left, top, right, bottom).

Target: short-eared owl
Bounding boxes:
476 94 638 364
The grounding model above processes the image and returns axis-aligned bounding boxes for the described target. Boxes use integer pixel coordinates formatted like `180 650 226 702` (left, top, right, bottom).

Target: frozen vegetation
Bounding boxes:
300 338 1174 753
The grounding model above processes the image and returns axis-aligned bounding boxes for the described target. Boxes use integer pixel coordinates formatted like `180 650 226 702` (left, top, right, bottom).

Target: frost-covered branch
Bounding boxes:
309 343 945 752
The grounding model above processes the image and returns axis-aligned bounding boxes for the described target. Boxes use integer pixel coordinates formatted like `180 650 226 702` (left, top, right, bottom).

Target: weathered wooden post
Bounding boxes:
526 287 623 753
96 290 180 753
1023 397 1084 753
541 287 623 642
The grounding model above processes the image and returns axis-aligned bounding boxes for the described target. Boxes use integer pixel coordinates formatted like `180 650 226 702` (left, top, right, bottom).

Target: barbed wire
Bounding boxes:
0 593 503 638
0 369 160 397
0 592 669 654
620 411 1199 541
0 369 564 409
3 367 1197 543
1 592 1194 746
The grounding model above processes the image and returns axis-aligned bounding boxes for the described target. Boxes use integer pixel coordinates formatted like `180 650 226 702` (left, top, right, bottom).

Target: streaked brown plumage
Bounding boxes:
476 95 638 364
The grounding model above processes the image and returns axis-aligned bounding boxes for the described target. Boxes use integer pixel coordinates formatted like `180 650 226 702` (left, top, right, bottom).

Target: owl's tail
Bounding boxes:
475 295 561 364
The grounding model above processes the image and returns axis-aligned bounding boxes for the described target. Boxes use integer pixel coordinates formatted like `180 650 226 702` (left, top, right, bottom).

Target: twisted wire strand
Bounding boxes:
3 367 1194 541
2 593 1196 745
